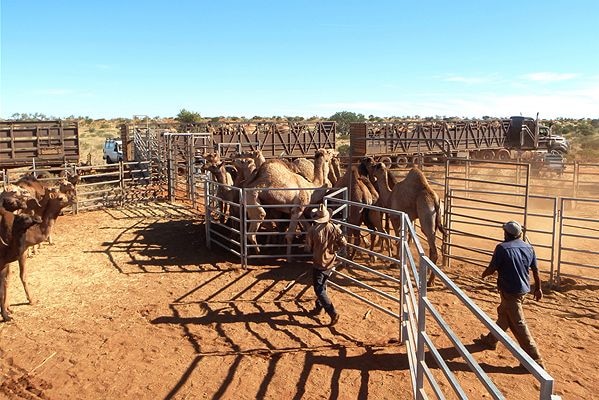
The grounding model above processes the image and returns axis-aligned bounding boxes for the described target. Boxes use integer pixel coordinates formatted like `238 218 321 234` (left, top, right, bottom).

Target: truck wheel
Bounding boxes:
482 150 495 160
395 156 408 168
379 156 392 169
496 149 511 161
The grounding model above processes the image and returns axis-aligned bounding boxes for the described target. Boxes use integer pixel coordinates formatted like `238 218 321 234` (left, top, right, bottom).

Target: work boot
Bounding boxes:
329 313 339 326
308 305 323 316
473 335 497 350
518 359 546 371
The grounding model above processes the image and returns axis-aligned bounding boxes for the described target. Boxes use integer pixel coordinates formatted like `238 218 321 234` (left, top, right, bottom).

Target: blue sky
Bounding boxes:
1 0 598 119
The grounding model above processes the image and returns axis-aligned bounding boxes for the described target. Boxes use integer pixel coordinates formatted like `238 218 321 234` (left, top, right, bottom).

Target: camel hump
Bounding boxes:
406 168 434 191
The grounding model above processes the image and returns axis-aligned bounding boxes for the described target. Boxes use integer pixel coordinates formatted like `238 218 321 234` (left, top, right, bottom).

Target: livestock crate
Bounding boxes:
0 120 80 168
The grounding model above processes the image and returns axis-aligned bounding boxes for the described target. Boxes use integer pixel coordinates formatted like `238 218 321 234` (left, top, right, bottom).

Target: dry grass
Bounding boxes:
78 120 120 164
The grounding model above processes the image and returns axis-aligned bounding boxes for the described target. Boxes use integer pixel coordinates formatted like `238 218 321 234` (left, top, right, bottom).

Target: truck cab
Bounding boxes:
538 124 569 154
506 116 568 154
103 138 123 164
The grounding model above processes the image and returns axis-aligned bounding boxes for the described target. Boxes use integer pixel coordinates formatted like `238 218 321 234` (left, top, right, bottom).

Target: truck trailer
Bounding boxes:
349 116 568 167
0 120 80 169
120 120 336 163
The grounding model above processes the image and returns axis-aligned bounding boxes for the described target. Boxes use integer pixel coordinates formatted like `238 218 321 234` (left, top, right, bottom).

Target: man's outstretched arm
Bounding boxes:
532 268 543 301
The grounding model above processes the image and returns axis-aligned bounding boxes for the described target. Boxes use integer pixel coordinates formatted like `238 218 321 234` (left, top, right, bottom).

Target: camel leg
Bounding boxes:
246 193 265 255
18 253 35 305
418 202 440 287
347 209 363 259
47 235 54 245
389 215 402 264
369 210 388 263
0 265 11 321
285 207 304 262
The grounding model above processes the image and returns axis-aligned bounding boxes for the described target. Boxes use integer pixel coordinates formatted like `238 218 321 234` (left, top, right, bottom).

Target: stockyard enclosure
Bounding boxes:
0 153 598 399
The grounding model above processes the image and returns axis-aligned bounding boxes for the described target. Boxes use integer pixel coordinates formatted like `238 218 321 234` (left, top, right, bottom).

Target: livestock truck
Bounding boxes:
0 120 80 169
349 116 568 167
119 120 336 163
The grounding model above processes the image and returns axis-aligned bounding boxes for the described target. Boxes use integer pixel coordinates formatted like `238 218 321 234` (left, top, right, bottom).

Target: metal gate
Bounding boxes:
443 159 559 284
165 133 211 209
557 197 599 284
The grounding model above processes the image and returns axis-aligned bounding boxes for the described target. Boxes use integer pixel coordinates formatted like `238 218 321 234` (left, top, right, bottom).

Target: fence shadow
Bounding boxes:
93 215 239 274
149 264 411 400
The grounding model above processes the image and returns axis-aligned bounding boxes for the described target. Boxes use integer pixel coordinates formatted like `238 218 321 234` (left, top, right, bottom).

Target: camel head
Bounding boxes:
203 152 221 166
233 157 256 175
372 162 388 182
314 148 329 161
360 156 376 168
359 156 376 178
203 161 225 175
202 152 223 173
48 187 73 208
326 149 339 157
56 180 77 205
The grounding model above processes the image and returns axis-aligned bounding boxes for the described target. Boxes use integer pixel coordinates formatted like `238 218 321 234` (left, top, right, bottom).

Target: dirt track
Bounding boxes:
0 203 597 399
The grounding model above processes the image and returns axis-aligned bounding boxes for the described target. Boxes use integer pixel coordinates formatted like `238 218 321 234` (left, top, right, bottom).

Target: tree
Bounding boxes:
176 109 202 124
328 111 366 137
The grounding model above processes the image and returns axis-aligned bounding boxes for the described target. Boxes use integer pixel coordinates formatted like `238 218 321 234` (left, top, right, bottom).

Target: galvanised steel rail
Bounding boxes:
557 197 599 284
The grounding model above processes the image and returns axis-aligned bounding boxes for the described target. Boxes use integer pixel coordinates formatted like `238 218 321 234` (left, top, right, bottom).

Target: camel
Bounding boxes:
386 167 446 286
332 157 379 254
247 149 266 169
202 153 235 223
16 188 74 306
243 148 332 260
328 149 342 185
293 158 315 182
232 156 257 185
364 162 398 258
293 151 338 187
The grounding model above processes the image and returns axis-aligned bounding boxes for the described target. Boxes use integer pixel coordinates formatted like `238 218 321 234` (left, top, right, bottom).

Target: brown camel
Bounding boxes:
244 148 332 260
232 156 257 185
328 149 342 185
332 157 379 253
366 162 397 257
202 153 235 223
248 149 266 169
15 188 75 306
386 168 446 286
293 151 338 187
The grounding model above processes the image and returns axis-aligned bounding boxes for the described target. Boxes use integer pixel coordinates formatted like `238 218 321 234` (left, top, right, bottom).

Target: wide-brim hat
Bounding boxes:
503 220 522 236
312 204 330 223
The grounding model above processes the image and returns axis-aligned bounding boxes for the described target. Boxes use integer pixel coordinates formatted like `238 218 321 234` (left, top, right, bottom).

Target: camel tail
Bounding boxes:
434 198 446 235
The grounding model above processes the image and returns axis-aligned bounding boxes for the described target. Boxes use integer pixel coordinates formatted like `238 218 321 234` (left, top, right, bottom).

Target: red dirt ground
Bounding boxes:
0 202 597 399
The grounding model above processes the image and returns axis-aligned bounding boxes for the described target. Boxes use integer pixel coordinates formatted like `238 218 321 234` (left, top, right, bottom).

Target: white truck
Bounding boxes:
103 138 123 164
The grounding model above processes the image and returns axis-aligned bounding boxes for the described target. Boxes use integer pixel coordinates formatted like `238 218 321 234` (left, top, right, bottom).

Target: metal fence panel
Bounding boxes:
557 197 599 284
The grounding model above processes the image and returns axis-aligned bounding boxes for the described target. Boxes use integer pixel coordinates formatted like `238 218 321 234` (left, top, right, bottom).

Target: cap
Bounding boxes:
503 220 522 237
312 204 331 223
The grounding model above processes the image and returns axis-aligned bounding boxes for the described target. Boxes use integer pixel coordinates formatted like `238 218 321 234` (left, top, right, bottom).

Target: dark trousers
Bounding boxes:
483 291 543 364
313 267 336 317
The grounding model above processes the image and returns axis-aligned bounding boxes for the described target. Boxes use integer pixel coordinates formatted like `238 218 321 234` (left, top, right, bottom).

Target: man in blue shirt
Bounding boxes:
475 220 545 369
